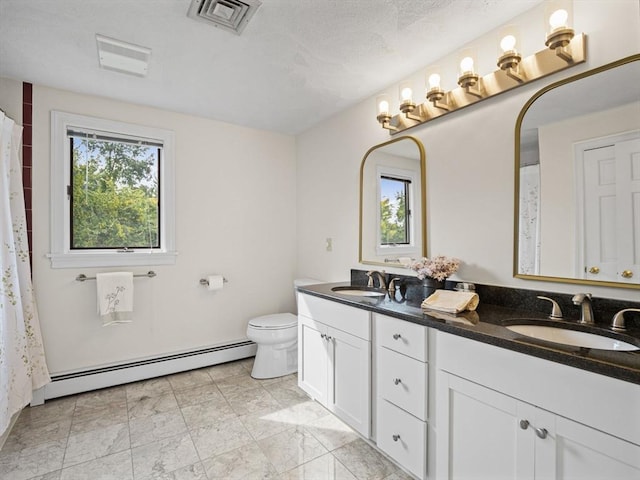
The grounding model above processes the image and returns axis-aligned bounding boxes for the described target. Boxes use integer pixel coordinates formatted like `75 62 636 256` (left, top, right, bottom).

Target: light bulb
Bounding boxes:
378 99 390 115
400 87 413 102
460 56 475 74
549 9 568 30
428 73 441 89
500 34 517 52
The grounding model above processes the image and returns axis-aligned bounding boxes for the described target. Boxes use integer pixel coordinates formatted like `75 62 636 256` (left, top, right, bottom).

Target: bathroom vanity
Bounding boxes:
296 281 640 480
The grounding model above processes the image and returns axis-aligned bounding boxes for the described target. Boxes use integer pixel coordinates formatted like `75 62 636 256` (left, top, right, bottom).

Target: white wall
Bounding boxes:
0 77 22 123
296 0 640 302
31 87 297 374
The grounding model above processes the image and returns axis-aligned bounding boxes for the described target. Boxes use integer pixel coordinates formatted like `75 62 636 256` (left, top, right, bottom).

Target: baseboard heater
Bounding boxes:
33 340 257 404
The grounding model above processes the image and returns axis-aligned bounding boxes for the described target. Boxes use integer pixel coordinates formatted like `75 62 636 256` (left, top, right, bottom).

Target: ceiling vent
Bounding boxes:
96 34 151 77
187 0 262 35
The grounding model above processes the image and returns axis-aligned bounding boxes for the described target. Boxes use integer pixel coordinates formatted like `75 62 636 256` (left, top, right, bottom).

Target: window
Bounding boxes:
376 166 417 256
50 111 176 268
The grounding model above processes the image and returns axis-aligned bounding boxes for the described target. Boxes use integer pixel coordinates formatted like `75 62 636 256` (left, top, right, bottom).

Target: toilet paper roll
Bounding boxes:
207 275 225 291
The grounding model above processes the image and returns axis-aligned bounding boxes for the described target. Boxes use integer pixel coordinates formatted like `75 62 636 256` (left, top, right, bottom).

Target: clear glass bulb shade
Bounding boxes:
428 73 441 89
460 56 475 73
376 94 390 115
500 34 517 52
549 9 569 30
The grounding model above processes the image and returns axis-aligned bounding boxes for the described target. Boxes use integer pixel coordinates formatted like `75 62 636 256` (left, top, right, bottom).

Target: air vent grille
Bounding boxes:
96 34 151 77
187 0 262 35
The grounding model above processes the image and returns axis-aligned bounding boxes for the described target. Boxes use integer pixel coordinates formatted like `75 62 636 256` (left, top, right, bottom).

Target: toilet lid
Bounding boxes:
249 313 297 329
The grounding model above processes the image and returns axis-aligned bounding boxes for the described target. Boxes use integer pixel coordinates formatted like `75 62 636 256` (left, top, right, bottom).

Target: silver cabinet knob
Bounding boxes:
392 434 401 442
535 427 548 439
519 419 530 430
393 378 402 385
392 333 402 340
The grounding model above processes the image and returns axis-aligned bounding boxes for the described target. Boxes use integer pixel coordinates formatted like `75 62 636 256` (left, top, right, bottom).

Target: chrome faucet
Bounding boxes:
572 293 594 324
366 270 387 289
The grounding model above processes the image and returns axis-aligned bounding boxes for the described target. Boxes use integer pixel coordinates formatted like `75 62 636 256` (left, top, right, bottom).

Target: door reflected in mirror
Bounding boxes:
360 136 426 267
515 54 640 289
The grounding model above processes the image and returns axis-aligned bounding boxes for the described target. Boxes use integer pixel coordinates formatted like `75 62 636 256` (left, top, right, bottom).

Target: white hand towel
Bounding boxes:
96 272 134 326
421 289 480 314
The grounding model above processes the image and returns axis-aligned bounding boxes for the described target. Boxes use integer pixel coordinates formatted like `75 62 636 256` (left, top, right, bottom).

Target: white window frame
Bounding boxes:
49 111 177 268
375 165 418 256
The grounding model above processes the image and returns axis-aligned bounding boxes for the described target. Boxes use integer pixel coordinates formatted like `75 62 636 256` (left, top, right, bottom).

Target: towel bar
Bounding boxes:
76 271 157 282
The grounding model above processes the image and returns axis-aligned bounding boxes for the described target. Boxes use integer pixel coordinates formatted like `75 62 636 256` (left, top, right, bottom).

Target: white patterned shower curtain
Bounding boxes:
0 112 50 437
518 163 541 275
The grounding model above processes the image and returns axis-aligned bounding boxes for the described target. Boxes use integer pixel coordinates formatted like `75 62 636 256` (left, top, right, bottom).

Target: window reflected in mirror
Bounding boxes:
360 136 426 267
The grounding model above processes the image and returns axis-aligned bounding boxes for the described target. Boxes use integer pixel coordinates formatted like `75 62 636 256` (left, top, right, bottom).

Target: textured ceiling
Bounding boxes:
0 0 542 135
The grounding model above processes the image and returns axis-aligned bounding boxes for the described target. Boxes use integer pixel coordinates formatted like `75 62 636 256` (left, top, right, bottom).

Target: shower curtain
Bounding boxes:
0 111 50 437
518 163 541 275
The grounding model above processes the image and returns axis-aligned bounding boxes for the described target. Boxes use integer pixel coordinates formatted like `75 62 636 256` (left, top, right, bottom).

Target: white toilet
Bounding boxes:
246 278 319 379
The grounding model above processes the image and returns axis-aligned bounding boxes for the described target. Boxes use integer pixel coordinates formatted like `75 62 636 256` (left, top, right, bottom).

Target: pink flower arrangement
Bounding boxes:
411 255 460 281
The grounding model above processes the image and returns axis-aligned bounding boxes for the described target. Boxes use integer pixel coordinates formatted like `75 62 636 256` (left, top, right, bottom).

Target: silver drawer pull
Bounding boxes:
392 333 402 340
392 434 401 442
519 419 529 430
535 428 548 439
320 333 326 339
393 378 402 385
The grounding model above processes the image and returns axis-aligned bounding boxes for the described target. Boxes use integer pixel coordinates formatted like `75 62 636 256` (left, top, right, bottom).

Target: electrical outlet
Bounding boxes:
326 237 333 252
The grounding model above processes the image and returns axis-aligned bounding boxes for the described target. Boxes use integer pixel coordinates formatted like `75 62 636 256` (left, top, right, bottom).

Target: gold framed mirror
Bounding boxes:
359 136 427 267
514 54 640 289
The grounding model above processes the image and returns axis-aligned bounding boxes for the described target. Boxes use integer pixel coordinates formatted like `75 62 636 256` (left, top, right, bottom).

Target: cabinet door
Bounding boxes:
436 372 534 480
298 315 328 404
534 409 640 480
328 326 371 438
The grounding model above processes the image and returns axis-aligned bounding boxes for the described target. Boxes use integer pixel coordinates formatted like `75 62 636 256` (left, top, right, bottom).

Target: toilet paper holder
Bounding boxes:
199 276 229 286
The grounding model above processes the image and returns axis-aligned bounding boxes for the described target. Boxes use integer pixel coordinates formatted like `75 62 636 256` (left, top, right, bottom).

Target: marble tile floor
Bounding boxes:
0 358 413 480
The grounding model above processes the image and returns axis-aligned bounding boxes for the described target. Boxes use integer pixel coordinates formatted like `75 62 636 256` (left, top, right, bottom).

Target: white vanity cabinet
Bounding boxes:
435 332 640 479
297 293 371 437
375 314 429 480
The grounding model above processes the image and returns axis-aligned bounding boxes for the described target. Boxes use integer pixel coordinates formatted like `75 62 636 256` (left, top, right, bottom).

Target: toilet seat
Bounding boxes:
248 313 297 330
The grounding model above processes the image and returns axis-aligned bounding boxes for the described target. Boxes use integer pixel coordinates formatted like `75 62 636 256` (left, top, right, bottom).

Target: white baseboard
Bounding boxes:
33 340 257 404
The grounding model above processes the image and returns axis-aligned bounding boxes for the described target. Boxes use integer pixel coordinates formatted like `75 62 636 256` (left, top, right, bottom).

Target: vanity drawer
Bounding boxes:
376 314 427 361
377 399 427 480
298 293 370 340
377 346 428 420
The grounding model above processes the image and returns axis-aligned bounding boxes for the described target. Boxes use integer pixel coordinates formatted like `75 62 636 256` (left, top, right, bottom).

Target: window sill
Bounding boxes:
47 251 178 269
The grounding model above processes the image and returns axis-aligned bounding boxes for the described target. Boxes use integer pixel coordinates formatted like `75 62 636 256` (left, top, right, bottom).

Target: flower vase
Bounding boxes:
422 278 444 299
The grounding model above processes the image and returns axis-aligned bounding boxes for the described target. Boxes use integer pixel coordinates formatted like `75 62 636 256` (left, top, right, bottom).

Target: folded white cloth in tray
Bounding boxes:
96 272 134 326
421 289 479 314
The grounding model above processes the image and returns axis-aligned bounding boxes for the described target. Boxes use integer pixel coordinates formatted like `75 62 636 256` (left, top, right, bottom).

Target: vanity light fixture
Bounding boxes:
376 94 398 131
398 81 425 121
375 0 586 135
457 49 483 98
497 26 525 83
545 0 575 62
425 67 450 111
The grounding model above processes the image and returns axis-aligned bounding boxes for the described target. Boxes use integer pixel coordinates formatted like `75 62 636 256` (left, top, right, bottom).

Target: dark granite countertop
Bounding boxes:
298 282 640 385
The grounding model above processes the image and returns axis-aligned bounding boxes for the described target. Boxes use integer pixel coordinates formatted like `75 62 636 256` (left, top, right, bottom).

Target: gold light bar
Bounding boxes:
377 33 586 134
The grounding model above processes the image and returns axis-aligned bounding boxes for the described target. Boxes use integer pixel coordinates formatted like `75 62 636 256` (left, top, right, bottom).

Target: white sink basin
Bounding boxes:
506 324 639 351
331 286 387 298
